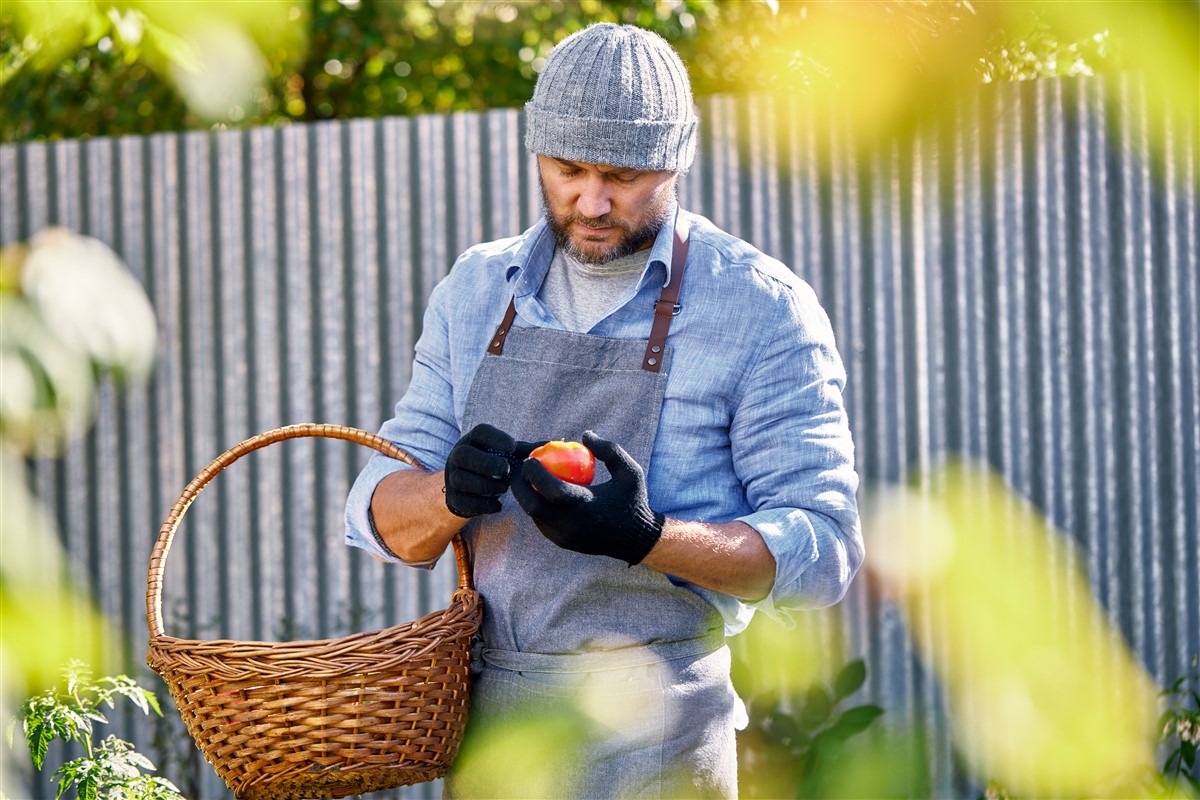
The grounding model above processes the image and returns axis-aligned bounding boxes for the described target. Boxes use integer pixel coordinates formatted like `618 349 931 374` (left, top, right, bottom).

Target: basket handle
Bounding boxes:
145 423 473 639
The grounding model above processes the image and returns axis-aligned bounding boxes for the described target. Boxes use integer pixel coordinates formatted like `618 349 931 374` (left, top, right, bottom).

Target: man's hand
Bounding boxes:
511 430 664 565
444 423 540 518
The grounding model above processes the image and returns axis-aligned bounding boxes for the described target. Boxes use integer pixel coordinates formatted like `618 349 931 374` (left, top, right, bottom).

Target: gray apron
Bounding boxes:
444 222 739 799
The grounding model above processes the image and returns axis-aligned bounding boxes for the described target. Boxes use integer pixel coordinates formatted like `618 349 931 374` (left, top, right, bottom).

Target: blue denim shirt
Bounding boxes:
345 206 862 636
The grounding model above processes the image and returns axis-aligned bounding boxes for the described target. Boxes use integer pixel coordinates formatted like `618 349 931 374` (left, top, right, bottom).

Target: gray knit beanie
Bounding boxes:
525 23 697 173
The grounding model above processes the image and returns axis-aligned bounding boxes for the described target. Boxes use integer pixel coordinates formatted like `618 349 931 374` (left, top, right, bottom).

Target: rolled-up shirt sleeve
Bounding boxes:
730 280 862 618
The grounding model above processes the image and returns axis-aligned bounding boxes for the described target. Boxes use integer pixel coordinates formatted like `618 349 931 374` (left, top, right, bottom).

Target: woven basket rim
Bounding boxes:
147 587 480 654
147 588 481 682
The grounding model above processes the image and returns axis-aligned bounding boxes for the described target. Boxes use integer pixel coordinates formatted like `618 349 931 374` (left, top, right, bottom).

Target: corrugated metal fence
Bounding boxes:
1 74 1196 798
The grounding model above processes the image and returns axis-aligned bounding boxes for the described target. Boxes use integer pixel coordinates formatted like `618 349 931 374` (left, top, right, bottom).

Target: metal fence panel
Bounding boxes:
2 75 1196 798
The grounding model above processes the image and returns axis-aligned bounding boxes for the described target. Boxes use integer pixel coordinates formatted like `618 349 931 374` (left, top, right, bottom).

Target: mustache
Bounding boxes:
567 213 623 230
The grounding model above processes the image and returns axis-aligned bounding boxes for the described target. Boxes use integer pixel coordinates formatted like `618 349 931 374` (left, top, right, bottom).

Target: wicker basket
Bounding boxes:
145 424 481 800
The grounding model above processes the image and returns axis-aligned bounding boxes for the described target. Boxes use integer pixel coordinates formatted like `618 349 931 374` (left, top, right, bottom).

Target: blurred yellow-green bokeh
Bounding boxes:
864 464 1161 797
1 228 158 795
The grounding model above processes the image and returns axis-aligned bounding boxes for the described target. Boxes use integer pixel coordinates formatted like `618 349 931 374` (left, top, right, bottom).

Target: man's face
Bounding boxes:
537 155 677 265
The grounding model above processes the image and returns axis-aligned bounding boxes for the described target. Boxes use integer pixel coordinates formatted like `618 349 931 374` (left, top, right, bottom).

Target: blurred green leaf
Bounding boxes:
764 707 801 746
823 704 885 744
800 684 833 729
833 658 866 700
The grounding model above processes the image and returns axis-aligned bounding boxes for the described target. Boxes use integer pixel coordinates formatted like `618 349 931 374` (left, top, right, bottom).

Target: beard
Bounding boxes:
539 178 675 266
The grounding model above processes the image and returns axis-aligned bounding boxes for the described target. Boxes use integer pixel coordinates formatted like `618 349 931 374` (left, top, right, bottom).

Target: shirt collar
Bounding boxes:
504 203 682 293
505 218 554 296
647 203 682 287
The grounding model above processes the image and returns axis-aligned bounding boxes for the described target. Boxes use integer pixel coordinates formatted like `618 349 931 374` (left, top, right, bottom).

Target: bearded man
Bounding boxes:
345 23 862 799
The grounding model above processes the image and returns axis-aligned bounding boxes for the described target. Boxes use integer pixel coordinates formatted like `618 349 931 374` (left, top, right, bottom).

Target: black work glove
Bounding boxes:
444 423 541 518
510 430 664 565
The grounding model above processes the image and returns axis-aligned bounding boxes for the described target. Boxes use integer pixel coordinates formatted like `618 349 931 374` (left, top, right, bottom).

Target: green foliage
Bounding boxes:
6 661 181 800
977 13 1121 82
0 0 306 140
737 657 893 798
1154 657 1200 799
0 0 1143 143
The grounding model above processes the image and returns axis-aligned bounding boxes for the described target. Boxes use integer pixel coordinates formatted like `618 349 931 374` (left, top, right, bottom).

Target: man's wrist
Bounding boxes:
619 509 665 566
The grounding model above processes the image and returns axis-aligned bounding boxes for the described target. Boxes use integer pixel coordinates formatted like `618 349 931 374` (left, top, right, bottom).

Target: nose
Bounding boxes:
575 175 612 220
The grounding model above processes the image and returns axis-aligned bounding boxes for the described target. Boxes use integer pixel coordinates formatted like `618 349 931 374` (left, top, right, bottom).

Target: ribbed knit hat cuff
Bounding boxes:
525 105 697 174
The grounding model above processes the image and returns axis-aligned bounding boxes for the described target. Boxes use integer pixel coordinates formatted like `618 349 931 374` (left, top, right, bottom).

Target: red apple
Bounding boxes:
528 440 595 485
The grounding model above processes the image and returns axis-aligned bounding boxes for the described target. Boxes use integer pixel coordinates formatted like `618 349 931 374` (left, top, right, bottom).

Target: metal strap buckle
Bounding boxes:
653 300 682 317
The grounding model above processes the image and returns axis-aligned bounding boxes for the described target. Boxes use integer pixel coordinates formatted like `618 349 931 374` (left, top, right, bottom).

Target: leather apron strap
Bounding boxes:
643 222 689 371
486 223 691 371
